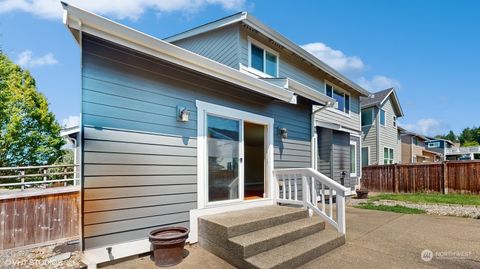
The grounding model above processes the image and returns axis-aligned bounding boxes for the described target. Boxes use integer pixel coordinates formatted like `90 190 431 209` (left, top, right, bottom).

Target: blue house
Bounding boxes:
62 3 370 268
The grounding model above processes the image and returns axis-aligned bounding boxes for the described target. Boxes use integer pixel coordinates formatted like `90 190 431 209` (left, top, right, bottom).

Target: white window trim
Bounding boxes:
383 147 394 164
196 100 274 210
427 142 440 148
247 36 280 78
362 146 370 166
324 80 351 116
350 141 357 177
361 107 375 127
380 109 386 127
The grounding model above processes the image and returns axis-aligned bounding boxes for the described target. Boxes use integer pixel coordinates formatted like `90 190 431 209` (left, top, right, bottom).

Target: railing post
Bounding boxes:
273 172 278 204
336 193 346 234
302 176 308 209
20 170 25 190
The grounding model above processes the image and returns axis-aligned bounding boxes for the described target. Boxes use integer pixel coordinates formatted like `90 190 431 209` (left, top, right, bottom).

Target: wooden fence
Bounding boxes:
362 161 480 194
0 187 80 250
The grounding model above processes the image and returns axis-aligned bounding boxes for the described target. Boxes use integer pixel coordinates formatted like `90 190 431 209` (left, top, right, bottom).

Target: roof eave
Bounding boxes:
61 4 297 104
243 14 370 97
162 11 370 97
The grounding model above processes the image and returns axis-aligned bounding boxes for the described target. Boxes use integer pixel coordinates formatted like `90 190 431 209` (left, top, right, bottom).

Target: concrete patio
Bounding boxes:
101 207 480 269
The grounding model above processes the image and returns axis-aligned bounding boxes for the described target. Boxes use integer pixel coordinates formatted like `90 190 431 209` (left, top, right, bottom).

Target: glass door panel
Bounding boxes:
207 115 241 202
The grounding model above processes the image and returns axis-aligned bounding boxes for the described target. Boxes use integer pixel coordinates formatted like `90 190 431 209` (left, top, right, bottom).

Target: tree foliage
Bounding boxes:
0 52 65 167
436 127 480 147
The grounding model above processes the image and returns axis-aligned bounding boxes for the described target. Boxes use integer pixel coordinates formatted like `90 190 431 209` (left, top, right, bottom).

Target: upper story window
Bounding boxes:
249 38 278 77
393 116 397 127
325 83 350 114
413 136 419 146
427 142 440 148
380 109 386 126
362 107 374 126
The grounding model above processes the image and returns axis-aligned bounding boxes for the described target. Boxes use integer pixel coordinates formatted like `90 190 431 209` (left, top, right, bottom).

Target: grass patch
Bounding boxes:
369 193 480 206
354 203 426 214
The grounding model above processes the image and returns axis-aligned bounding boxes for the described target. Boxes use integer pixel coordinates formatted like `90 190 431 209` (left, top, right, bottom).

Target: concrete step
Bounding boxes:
229 217 325 258
199 205 308 241
245 228 345 269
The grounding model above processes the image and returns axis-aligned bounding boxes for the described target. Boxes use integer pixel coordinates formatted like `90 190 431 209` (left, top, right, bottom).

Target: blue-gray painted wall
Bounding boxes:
81 34 313 249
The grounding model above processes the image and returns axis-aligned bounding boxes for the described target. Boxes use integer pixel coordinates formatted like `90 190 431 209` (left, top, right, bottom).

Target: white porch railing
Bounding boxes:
273 168 348 234
0 164 79 189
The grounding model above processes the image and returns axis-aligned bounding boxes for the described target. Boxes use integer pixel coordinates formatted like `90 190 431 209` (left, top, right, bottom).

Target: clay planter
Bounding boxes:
356 189 369 199
149 227 189 267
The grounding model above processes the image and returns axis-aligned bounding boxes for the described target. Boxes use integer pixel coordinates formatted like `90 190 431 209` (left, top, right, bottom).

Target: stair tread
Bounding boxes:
246 228 344 268
200 205 305 228
229 216 324 247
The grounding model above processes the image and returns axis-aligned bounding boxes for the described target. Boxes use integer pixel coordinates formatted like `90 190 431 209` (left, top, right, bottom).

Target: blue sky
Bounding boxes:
0 0 478 136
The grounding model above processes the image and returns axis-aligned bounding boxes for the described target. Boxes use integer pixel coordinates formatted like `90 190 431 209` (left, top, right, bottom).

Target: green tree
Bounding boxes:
0 52 65 167
435 130 458 142
458 127 480 146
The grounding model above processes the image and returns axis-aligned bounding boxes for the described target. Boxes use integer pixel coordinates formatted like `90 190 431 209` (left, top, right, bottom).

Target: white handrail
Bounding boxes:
273 168 348 234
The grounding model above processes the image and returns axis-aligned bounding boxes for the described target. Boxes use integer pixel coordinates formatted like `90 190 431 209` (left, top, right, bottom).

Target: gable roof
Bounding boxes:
61 3 335 106
360 88 404 117
164 12 370 97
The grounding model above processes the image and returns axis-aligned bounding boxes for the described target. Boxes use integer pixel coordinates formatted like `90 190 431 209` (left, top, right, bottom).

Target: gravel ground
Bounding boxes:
347 198 480 219
0 241 85 269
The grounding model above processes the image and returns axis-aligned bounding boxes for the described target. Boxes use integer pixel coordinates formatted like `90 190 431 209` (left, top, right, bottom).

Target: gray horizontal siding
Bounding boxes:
362 107 378 164
172 24 240 69
378 98 401 163
81 34 313 250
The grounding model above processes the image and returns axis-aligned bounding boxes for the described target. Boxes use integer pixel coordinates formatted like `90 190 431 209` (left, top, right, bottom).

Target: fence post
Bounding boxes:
394 164 399 193
443 161 449 194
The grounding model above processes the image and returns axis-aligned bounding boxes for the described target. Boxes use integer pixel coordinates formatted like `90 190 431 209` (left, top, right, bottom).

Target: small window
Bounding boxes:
362 108 374 126
393 116 397 127
249 42 278 77
413 136 419 146
384 147 394 164
326 83 350 113
362 147 369 167
350 142 357 176
380 109 386 126
428 142 440 148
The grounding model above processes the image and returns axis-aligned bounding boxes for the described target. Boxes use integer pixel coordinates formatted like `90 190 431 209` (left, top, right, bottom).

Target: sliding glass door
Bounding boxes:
207 115 242 203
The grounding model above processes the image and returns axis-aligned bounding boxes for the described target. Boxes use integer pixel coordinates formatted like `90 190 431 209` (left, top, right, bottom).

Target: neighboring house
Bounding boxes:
446 146 480 160
426 138 480 160
360 88 404 165
399 127 442 163
62 4 369 267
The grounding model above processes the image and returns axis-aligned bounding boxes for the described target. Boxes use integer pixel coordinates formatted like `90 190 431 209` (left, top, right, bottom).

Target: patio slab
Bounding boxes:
101 207 480 269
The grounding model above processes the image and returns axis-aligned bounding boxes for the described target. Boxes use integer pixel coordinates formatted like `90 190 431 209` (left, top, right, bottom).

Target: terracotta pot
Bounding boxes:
149 227 189 267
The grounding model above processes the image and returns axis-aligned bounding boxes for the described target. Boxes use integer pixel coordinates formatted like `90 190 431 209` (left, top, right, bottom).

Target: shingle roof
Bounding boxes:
360 88 393 108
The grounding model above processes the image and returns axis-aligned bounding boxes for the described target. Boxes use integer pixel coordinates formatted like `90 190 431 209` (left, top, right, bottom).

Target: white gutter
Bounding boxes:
311 102 335 170
61 3 297 104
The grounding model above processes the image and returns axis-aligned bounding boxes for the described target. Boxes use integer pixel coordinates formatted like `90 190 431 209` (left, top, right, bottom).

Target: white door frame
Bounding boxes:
196 100 275 210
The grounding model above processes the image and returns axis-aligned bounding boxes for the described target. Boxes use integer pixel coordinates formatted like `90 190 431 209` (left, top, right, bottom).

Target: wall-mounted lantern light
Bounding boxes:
279 128 288 139
177 106 190 122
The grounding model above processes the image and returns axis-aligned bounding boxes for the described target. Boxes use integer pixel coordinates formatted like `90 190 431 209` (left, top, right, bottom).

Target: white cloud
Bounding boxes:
16 50 58 68
62 115 80 128
0 0 246 20
302 42 400 92
401 118 449 137
301 42 365 74
357 75 401 92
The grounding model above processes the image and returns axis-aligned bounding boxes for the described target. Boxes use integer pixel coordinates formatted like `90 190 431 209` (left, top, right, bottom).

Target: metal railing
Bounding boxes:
0 164 79 190
446 146 480 154
273 168 348 234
